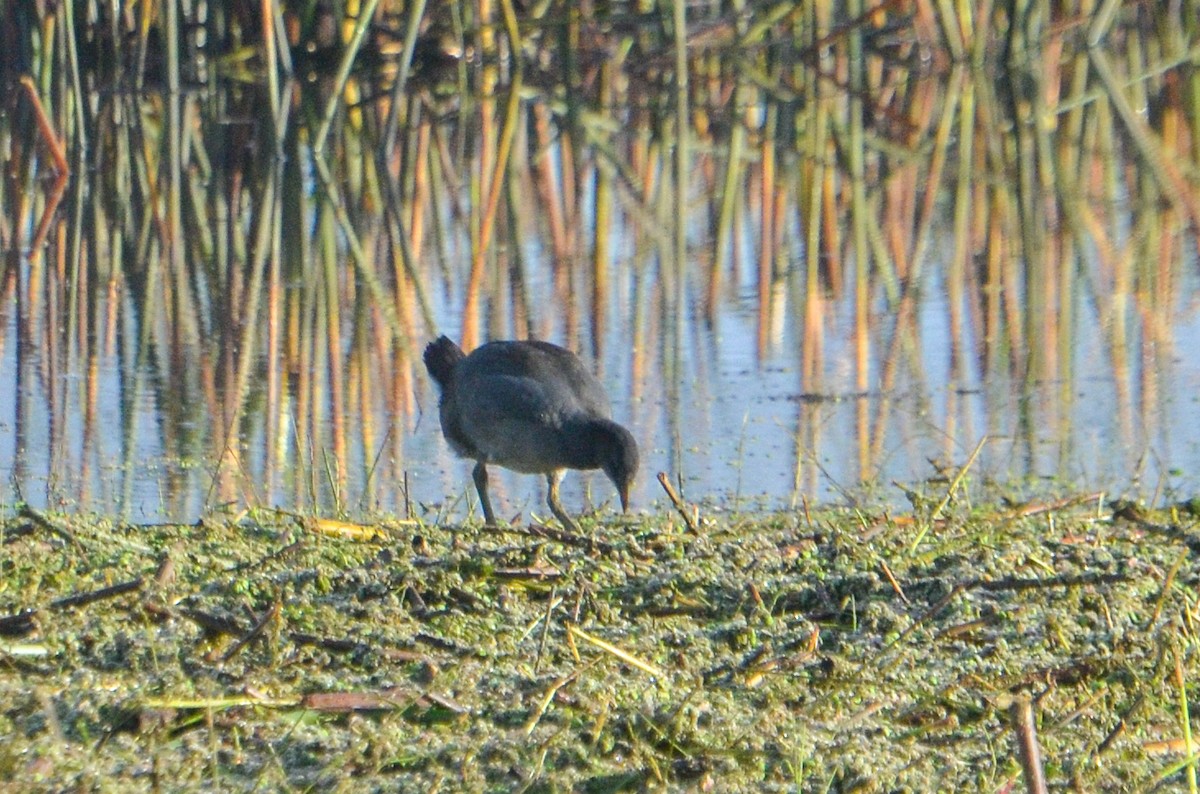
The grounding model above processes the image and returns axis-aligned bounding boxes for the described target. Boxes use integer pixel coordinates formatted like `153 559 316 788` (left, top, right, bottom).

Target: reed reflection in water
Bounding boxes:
1 1 1198 522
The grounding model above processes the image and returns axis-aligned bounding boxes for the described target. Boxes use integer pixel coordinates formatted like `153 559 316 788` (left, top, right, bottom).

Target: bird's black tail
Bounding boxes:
423 336 465 391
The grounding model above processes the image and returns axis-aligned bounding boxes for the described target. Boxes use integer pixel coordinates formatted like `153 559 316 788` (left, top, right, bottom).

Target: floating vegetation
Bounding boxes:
2 493 1200 789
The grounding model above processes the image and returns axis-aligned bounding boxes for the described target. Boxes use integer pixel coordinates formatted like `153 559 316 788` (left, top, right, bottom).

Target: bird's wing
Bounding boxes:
467 341 613 418
454 374 571 471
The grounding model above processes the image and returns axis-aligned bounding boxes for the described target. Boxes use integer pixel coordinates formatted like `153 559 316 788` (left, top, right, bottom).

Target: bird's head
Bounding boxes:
597 421 639 513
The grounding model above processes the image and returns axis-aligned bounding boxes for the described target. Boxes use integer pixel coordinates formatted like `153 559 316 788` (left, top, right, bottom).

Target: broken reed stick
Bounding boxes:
19 505 84 552
500 522 616 554
0 609 38 635
535 588 559 674
879 561 909 604
911 434 988 550
1010 694 1049 794
523 671 578 735
219 600 282 663
567 623 666 680
657 472 699 534
50 578 144 610
931 434 988 520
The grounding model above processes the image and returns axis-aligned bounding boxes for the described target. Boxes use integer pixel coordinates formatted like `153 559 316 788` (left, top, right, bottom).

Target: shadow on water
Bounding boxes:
1 1 1199 521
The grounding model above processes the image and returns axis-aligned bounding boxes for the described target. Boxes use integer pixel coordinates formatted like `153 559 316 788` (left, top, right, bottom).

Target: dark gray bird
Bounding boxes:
423 336 638 532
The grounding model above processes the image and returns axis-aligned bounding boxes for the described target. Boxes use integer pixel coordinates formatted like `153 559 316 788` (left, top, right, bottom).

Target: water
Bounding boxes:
4 218 1196 522
3 7 1199 522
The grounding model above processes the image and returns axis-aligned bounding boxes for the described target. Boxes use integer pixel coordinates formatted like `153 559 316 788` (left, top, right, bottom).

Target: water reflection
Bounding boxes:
2 4 1199 522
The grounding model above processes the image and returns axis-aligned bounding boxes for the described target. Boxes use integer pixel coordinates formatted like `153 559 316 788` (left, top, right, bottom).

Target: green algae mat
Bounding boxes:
2 495 1199 791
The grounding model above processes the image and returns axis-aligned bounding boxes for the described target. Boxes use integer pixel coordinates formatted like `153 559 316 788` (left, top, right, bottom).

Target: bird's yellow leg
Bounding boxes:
546 471 581 533
472 461 498 525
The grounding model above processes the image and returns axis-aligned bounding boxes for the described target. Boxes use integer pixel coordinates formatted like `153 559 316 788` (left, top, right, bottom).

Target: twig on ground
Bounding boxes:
1010 694 1049 794
568 623 666 680
657 472 699 534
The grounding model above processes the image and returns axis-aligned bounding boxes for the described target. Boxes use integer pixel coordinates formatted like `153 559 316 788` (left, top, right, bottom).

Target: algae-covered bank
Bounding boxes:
2 495 1198 791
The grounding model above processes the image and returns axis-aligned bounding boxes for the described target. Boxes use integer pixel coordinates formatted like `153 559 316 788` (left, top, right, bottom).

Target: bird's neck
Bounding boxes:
560 418 615 469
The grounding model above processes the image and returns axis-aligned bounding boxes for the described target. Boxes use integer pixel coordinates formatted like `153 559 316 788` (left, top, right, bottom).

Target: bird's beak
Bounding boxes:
619 483 630 513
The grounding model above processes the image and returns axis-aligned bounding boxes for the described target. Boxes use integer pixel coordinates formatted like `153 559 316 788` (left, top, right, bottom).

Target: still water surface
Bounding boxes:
3 7 1199 522
4 225 1196 523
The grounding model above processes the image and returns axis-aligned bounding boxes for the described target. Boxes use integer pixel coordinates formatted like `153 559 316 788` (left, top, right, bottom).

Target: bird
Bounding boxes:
423 335 638 532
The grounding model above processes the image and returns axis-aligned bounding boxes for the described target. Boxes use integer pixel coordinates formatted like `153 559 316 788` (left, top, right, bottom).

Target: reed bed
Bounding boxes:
0 3 1197 514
